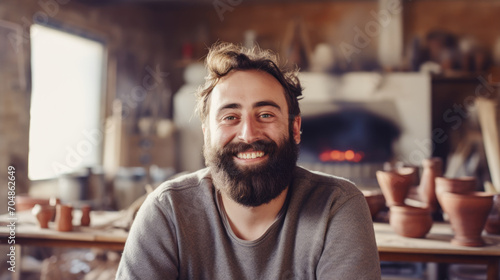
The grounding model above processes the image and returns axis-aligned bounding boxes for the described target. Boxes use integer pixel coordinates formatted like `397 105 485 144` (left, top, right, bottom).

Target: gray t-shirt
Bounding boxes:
116 166 381 279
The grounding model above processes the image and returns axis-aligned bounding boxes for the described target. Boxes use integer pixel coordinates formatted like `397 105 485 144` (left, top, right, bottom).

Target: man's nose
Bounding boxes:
238 116 261 143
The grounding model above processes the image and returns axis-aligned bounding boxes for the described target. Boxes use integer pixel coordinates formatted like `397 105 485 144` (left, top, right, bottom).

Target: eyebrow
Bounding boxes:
254 100 281 111
216 100 282 116
217 103 242 116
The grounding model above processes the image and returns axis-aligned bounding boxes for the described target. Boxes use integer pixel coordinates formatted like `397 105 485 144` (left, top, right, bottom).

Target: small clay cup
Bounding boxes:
55 204 73 232
31 204 55 229
389 205 433 238
80 205 91 227
362 190 386 219
485 194 500 235
440 191 493 247
376 167 415 207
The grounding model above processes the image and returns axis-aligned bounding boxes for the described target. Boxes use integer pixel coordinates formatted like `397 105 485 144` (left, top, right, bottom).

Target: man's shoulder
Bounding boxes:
290 166 365 216
294 165 360 195
150 168 212 201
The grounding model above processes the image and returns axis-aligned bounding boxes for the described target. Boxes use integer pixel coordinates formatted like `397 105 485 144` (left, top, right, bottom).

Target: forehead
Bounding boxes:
210 70 287 113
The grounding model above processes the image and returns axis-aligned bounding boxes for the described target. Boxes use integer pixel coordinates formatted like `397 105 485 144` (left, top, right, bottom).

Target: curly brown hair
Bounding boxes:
195 42 303 126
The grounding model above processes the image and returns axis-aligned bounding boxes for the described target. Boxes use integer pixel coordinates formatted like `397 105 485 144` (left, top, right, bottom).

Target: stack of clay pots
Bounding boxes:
378 157 496 246
376 164 433 238
436 176 494 247
376 166 417 207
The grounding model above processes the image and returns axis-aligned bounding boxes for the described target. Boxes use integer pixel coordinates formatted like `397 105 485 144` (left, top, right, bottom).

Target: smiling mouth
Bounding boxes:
236 151 265 159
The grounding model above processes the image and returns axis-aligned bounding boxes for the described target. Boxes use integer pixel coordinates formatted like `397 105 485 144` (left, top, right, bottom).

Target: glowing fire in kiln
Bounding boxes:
319 150 364 163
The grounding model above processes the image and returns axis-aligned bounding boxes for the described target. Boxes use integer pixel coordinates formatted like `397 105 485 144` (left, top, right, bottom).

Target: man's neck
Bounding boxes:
220 188 288 241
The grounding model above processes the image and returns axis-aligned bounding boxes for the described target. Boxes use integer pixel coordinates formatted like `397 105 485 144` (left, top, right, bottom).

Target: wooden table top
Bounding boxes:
0 210 128 245
374 222 500 257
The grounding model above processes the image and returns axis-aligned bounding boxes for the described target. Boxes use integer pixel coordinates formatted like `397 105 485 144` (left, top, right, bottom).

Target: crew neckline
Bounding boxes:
214 186 291 246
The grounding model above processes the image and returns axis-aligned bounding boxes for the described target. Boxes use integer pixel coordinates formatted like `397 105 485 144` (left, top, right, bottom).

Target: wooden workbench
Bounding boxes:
375 222 500 279
2 211 500 279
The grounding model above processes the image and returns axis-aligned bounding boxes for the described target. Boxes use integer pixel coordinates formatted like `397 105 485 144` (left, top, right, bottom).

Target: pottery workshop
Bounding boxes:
1 0 500 279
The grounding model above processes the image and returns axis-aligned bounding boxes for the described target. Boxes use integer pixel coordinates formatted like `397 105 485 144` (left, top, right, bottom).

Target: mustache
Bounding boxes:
222 140 278 155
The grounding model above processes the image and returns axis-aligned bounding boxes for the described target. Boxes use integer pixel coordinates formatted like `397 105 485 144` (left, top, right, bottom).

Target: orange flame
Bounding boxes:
319 150 364 163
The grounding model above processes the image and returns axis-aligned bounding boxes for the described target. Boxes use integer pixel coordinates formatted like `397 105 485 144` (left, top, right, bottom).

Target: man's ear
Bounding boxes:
293 116 301 144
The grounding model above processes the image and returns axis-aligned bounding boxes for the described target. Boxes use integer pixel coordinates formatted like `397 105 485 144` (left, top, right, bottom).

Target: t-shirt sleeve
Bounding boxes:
316 192 381 280
115 192 179 280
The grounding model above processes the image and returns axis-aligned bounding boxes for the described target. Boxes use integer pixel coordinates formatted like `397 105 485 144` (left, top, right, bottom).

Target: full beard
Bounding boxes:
204 134 299 207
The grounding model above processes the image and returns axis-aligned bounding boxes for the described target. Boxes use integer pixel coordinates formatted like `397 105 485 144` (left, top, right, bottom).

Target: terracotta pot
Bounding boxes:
376 167 415 207
31 204 55 229
435 177 477 207
389 205 433 238
55 204 73 232
383 162 419 186
362 190 386 219
440 191 494 247
80 205 91 227
417 157 443 211
485 194 500 235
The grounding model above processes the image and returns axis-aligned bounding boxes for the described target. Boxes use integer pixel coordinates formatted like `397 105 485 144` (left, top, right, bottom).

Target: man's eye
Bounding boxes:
260 113 273 119
223 116 236 121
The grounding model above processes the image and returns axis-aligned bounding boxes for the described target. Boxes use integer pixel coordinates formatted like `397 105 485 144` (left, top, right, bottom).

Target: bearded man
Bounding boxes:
116 42 381 279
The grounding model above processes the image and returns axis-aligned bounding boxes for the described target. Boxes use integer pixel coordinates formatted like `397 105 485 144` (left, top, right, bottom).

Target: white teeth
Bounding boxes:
237 151 265 159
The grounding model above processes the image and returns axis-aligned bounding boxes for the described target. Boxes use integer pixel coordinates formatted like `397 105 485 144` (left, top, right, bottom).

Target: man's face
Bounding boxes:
203 70 301 207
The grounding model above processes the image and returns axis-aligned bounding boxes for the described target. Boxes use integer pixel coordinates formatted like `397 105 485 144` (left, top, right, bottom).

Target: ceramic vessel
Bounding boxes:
55 204 73 232
417 157 443 211
383 162 418 185
362 190 386 219
389 205 433 238
435 177 477 207
439 191 494 247
485 194 500 235
31 204 55 229
376 167 415 207
80 205 91 227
